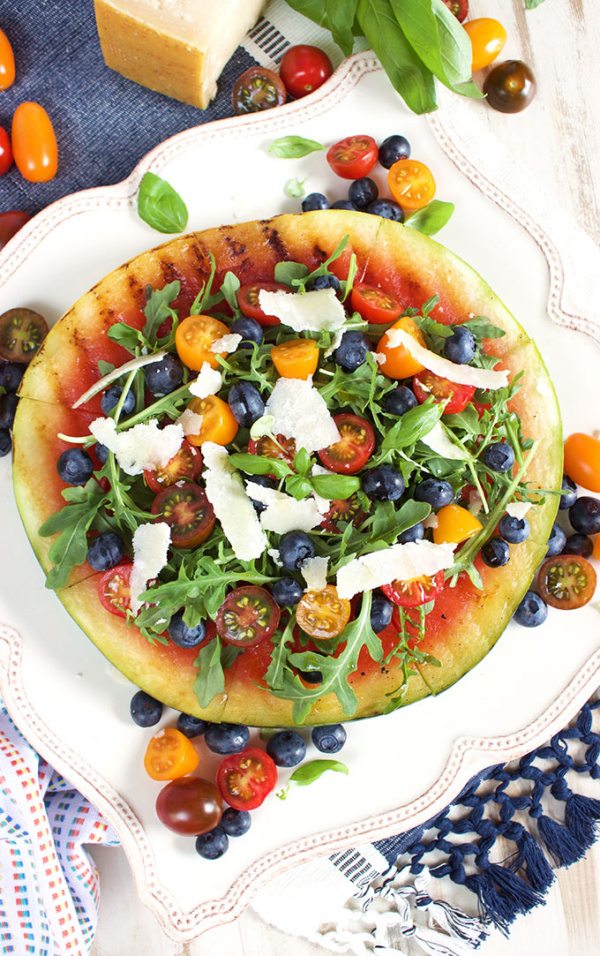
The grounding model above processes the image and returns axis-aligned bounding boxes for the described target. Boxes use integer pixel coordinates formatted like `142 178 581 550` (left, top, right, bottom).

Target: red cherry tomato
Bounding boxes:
98 562 133 618
441 0 469 21
0 211 30 251
150 481 215 548
350 283 404 325
12 102 59 183
144 440 202 492
248 433 296 468
320 494 365 533
413 369 475 415
318 413 375 475
156 776 223 836
0 28 15 91
217 747 278 810
383 571 445 608
216 586 280 647
232 67 287 114
0 127 13 175
237 281 288 326
327 135 378 180
279 45 333 99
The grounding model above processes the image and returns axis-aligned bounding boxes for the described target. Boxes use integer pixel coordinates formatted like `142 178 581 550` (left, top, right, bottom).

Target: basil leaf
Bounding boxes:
463 316 506 341
325 0 358 55
285 178 307 199
431 0 483 99
220 271 241 312
284 0 329 26
137 172 189 234
524 0 545 8
143 281 181 344
289 759 349 787
393 0 477 97
310 474 361 499
268 136 325 159
293 447 312 475
229 452 293 479
381 400 443 451
406 200 455 236
274 261 310 286
107 322 145 356
285 474 314 500
193 637 225 708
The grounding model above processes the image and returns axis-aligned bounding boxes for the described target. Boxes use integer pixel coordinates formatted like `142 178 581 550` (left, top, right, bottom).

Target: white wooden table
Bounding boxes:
91 2 600 953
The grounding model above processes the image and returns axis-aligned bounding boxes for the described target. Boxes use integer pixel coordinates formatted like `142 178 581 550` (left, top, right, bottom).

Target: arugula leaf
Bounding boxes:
268 136 325 159
266 618 295 691
190 254 218 315
463 316 506 342
325 0 359 55
137 172 189 234
39 482 107 590
274 261 310 286
381 399 443 451
293 236 350 292
290 759 349 786
193 637 226 708
106 322 145 356
143 281 181 344
229 452 293 480
406 200 455 236
340 252 358 302
97 360 115 376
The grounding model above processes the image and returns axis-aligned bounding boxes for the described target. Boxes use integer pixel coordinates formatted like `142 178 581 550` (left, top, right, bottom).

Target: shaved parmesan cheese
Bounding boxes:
423 513 439 529
265 378 340 453
505 501 532 519
310 463 334 514
420 422 471 461
373 352 386 366
385 329 509 390
89 418 183 476
202 443 267 561
177 409 203 437
258 288 346 332
246 481 323 534
336 540 456 600
324 329 344 359
301 556 329 591
210 333 242 354
189 362 222 399
129 522 171 613
467 489 484 515
268 548 283 568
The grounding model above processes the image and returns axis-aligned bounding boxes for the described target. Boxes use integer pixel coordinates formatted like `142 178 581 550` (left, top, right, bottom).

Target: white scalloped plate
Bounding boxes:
1 54 599 941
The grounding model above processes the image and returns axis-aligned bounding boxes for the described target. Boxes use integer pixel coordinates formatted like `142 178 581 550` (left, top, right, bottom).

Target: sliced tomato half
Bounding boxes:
150 481 216 548
327 135 378 180
216 586 280 647
98 562 133 618
217 747 278 810
318 413 375 475
537 555 597 610
350 283 403 325
413 369 475 416
237 281 288 326
383 570 445 608
320 493 365 533
144 440 202 492
248 433 296 468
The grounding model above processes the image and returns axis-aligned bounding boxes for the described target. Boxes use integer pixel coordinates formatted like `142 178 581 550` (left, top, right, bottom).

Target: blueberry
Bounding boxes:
204 722 250 755
228 381 265 427
498 515 530 544
177 713 209 737
332 331 370 372
398 521 425 544
482 442 515 473
370 591 393 632
443 326 476 364
366 199 404 222
195 827 228 860
513 591 548 627
168 611 206 648
481 537 510 568
95 443 109 465
302 192 330 212
0 361 25 393
569 496 600 535
563 533 593 557
312 724 347 754
247 474 277 514
378 134 411 168
546 522 567 557
231 316 263 347
298 669 323 684
330 200 357 211
221 808 252 837
57 448 94 485
87 531 125 571
279 531 315 571
266 730 306 767
100 384 136 416
0 428 11 457
414 479 454 509
362 466 405 501
348 177 378 209
0 393 18 430
383 385 418 416
272 577 303 606
144 353 184 395
130 690 163 727
306 274 341 293
559 474 577 510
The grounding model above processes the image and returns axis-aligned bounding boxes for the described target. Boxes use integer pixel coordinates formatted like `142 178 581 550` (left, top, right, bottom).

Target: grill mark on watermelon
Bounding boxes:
263 224 288 261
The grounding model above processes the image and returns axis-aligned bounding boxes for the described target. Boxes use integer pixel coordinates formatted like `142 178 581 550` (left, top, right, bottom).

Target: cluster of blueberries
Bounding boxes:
130 690 346 860
0 361 24 456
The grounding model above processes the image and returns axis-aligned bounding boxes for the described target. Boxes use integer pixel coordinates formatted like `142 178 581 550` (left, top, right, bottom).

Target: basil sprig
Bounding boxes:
406 200 455 236
268 135 325 159
137 172 189 234
277 759 349 799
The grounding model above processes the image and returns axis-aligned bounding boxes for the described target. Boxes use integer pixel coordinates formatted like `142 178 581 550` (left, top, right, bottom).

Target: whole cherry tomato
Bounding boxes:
156 776 222 835
564 433 600 493
0 28 15 91
484 61 536 114
0 211 30 251
271 338 319 379
376 316 427 380
327 135 378 180
0 127 13 175
441 0 469 22
464 18 507 74
12 103 59 183
232 67 286 113
279 45 333 99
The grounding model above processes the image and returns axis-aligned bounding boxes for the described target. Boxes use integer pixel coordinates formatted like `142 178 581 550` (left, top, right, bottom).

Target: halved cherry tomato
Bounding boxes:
433 504 482 545
0 308 48 363
175 314 230 370
593 536 600 562
156 777 222 835
12 102 58 183
318 413 375 475
376 316 426 380
564 433 600 493
217 747 278 810
0 28 15 91
0 211 30 251
388 159 436 212
216 585 280 647
296 584 351 639
327 135 378 180
144 728 199 781
248 433 296 466
144 440 202 492
442 0 469 22
464 18 507 73
413 369 475 415
187 395 239 446
350 283 403 325
271 338 319 379
537 555 597 610
232 66 287 114
237 282 287 326
383 570 445 608
279 45 333 99
321 494 365 533
151 482 215 548
98 562 133 618
0 127 13 175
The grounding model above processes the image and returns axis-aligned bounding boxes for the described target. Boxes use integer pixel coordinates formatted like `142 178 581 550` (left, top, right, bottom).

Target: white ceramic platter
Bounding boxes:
0 54 599 941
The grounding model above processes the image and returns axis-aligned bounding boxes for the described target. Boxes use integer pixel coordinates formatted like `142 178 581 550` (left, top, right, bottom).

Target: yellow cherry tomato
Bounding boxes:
144 728 199 781
433 504 482 545
564 433 600 493
175 315 230 371
296 585 351 640
464 18 507 74
593 536 600 562
376 316 426 380
271 338 319 379
187 395 238 446
388 159 436 212
12 103 58 183
0 28 15 90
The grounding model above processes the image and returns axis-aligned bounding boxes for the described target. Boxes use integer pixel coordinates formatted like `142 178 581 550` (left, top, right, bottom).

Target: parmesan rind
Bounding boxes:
129 522 171 613
385 329 509 389
258 288 347 333
202 443 267 561
189 362 223 399
336 540 456 600
265 377 340 454
89 417 184 476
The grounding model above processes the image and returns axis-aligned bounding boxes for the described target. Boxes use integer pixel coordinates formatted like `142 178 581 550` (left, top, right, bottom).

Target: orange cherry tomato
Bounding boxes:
271 338 319 379
144 728 199 781
433 504 482 545
593 535 600 562
564 433 600 493
12 103 59 183
376 316 426 380
464 18 507 73
0 28 15 91
175 315 230 371
186 395 238 446
388 160 436 212
296 585 351 640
